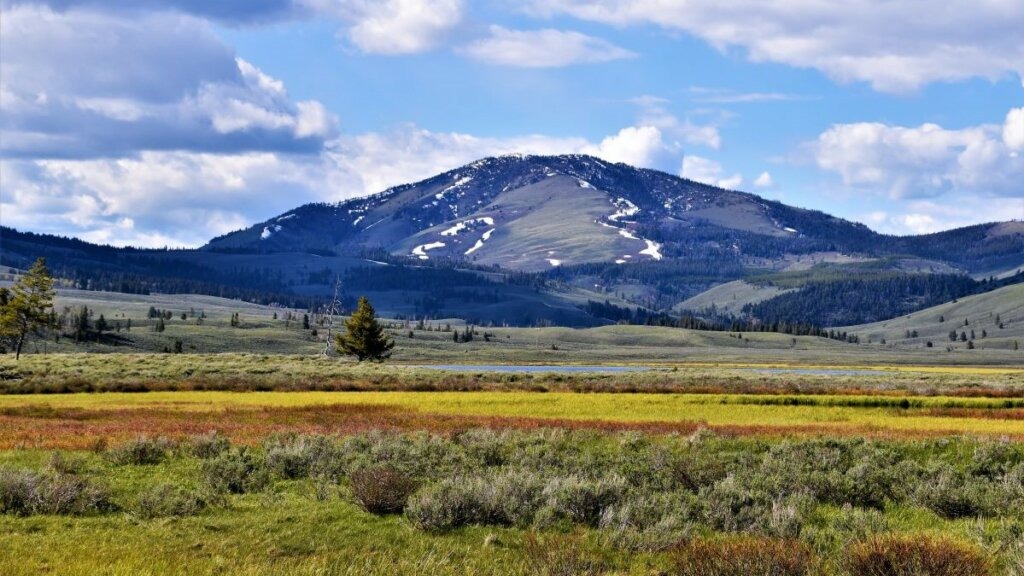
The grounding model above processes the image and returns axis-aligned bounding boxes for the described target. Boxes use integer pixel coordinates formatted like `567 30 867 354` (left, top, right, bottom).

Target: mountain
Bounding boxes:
3 154 1022 327
206 154 1022 276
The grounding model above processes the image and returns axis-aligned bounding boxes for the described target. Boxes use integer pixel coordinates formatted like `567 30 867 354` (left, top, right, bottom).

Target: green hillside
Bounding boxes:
845 283 1024 351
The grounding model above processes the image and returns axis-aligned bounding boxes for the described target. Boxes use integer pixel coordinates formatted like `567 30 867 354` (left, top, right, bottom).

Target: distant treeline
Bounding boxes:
583 299 859 343
744 272 1023 327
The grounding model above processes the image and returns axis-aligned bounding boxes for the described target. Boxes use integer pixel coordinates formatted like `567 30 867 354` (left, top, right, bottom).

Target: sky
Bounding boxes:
1 0 1022 248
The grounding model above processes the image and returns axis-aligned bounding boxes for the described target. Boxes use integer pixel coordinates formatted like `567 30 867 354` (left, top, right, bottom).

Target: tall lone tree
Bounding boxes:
335 296 394 362
0 258 57 359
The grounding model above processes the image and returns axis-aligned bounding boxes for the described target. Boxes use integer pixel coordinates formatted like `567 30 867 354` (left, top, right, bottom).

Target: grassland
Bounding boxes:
2 430 1024 575
3 288 1024 574
18 287 1023 365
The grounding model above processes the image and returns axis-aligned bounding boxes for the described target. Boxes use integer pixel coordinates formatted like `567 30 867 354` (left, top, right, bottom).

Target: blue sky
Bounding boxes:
1 0 1022 247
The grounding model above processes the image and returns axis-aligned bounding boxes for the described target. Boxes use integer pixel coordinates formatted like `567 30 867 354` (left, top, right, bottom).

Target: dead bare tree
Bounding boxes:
322 276 343 357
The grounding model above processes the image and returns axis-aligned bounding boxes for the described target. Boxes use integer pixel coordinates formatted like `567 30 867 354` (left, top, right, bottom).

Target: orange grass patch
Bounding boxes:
0 403 1012 450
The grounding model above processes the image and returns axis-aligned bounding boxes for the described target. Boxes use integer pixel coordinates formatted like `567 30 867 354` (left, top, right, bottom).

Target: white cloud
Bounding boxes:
308 0 464 55
680 155 742 189
460 26 635 68
631 95 720 149
527 0 1024 92
1 123 673 248
753 171 773 188
812 120 1024 199
688 87 803 104
0 6 336 159
1005 107 1024 150
581 125 664 167
860 198 1024 235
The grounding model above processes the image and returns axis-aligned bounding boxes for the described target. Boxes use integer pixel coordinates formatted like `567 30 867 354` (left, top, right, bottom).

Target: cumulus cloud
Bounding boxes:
581 126 665 167
308 0 464 54
460 26 635 67
0 5 336 159
1005 107 1024 150
526 0 1024 92
860 198 1024 235
812 120 1024 199
4 0 298 23
753 171 773 188
631 95 720 149
13 0 462 54
680 155 742 189
1 123 672 248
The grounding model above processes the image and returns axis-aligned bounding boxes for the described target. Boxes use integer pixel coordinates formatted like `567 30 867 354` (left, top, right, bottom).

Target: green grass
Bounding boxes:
17 285 1024 365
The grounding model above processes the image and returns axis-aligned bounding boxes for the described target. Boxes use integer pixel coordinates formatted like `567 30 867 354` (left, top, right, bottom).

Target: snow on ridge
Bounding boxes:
784 226 798 233
608 197 639 223
260 225 282 240
547 258 562 267
435 175 473 200
276 214 296 222
465 228 495 255
640 240 663 260
618 229 638 240
577 179 595 189
411 241 446 260
353 215 365 226
440 216 495 237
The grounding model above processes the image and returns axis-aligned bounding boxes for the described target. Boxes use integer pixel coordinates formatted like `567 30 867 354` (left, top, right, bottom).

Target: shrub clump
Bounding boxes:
134 483 208 519
669 535 816 576
405 469 546 531
0 469 114 516
201 447 269 494
844 535 992 576
535 475 627 528
107 437 176 466
264 434 343 480
348 465 418 514
185 432 231 459
598 492 695 551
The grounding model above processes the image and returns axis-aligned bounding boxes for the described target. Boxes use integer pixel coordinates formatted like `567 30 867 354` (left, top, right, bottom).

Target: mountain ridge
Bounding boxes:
204 154 1020 275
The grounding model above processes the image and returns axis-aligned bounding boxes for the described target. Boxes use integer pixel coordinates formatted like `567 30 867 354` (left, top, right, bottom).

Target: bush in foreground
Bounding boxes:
106 437 176 466
201 447 269 494
349 465 418 514
0 469 114 516
669 535 815 576
845 535 992 576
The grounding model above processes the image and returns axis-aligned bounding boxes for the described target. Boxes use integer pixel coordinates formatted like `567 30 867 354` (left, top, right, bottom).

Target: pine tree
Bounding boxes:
334 297 394 362
0 258 57 359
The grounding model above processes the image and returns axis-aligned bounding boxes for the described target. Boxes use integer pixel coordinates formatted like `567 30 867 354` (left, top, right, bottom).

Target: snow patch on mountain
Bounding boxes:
441 217 495 237
465 228 495 255
411 241 446 260
640 240 663 260
608 198 639 223
435 175 473 200
260 225 282 240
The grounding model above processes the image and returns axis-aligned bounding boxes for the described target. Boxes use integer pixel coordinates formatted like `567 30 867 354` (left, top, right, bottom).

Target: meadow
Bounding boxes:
2 288 1024 574
2 430 1024 575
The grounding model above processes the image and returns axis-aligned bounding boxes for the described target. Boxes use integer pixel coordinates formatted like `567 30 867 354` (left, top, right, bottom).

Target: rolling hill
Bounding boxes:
3 154 1022 327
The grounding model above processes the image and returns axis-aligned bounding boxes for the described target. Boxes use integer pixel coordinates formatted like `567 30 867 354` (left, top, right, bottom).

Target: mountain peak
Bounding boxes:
203 155 1018 275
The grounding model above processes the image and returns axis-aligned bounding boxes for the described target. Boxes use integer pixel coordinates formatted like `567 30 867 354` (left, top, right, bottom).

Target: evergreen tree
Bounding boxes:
0 258 57 359
334 297 394 362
